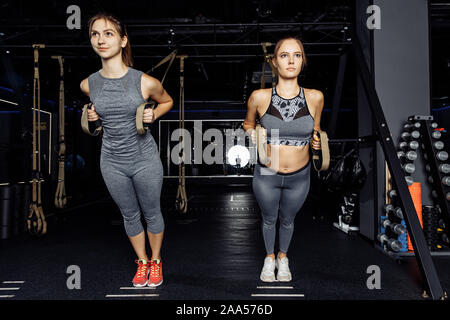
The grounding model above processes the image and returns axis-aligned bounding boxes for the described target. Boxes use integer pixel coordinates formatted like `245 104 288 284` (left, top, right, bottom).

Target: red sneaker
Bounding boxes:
132 259 150 287
148 260 163 287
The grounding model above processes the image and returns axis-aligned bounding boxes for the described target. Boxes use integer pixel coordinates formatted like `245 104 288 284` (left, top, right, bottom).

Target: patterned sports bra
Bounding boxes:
260 86 315 146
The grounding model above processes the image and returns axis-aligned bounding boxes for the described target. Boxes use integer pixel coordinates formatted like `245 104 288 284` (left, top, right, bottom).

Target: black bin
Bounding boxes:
0 185 14 239
13 183 29 235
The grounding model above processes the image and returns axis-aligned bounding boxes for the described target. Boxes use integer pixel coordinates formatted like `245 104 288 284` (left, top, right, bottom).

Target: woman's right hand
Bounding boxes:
311 130 321 150
87 105 99 122
254 126 266 145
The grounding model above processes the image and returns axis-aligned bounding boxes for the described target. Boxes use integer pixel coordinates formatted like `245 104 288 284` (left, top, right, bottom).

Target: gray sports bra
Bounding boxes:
260 86 315 146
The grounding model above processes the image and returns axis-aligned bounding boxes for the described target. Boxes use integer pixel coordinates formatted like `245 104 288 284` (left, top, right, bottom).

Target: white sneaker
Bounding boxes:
276 256 292 282
260 257 276 282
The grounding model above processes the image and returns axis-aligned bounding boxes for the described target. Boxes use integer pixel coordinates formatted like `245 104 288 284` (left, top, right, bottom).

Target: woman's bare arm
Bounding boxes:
141 73 173 121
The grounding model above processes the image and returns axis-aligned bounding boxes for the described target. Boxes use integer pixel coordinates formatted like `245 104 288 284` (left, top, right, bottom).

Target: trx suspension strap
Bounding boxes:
175 55 188 214
255 124 269 165
81 102 102 136
52 55 67 209
255 43 276 165
147 49 178 82
260 42 277 89
136 49 177 135
311 129 330 172
81 67 103 136
28 44 47 236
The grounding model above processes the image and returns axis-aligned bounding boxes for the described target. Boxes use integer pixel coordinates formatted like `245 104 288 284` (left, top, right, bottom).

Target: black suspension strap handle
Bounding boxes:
28 44 47 236
81 102 102 136
311 129 330 172
136 50 177 135
52 55 67 209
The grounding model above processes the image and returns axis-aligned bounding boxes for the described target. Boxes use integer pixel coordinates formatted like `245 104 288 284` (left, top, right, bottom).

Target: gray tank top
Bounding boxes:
88 67 157 158
260 86 314 146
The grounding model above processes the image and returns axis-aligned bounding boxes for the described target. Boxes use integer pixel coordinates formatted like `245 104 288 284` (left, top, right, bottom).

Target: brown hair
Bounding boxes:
272 36 307 72
88 13 133 67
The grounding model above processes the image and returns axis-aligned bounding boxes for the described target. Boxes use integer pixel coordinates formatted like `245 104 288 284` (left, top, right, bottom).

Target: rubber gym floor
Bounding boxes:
1 182 450 301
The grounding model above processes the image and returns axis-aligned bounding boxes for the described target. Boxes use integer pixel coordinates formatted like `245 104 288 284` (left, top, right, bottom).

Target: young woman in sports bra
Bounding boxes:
243 36 324 282
80 13 173 287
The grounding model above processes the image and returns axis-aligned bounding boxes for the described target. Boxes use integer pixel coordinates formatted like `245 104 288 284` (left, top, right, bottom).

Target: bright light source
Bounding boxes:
227 145 250 167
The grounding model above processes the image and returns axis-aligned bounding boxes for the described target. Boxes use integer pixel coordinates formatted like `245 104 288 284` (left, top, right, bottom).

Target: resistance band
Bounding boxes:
28 44 47 236
52 55 67 209
136 49 178 135
175 55 188 214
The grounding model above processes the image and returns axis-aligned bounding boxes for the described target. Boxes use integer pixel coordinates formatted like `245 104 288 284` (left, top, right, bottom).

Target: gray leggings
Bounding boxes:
252 161 311 254
100 152 164 237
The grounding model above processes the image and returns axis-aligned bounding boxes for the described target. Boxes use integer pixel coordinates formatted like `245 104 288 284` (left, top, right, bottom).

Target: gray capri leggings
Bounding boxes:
252 161 311 254
100 151 164 237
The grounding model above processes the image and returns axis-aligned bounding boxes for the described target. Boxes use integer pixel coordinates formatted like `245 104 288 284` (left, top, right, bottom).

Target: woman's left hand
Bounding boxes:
143 108 155 124
311 131 321 150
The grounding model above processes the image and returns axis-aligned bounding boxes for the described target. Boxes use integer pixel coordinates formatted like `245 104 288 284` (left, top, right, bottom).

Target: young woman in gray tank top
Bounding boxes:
243 37 324 282
80 13 173 288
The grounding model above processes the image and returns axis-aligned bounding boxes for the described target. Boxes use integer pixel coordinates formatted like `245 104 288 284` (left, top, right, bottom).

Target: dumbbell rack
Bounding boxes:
416 116 450 235
379 115 450 259
422 205 448 251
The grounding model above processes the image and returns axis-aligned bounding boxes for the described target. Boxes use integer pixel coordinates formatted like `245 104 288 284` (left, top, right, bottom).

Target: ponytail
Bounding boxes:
122 39 133 67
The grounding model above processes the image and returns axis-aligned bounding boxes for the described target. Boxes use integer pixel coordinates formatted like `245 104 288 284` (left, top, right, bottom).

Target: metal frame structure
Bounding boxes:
351 27 445 300
0 21 352 59
329 50 348 137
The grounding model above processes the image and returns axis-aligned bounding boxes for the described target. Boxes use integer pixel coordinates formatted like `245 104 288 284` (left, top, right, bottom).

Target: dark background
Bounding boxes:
0 0 450 302
0 0 449 195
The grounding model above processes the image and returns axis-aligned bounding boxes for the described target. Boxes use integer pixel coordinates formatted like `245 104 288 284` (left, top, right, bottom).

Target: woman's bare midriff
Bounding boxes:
265 144 310 173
